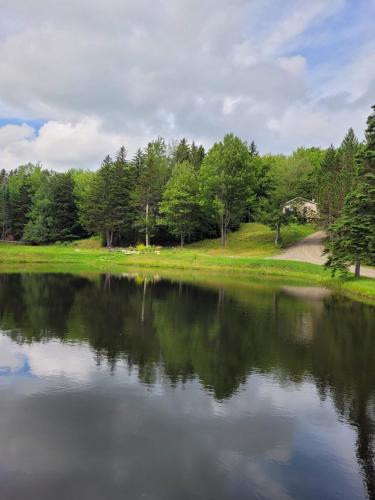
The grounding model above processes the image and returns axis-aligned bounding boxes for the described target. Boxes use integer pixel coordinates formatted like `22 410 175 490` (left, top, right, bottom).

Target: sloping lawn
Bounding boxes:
187 223 316 257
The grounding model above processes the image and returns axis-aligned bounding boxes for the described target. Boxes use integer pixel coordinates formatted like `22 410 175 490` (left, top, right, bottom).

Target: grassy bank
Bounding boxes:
0 223 374 302
188 222 315 256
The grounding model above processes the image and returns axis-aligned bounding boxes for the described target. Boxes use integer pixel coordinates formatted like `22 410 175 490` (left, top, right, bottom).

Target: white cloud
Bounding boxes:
0 0 373 169
0 123 34 148
278 55 306 77
267 103 370 151
0 118 148 170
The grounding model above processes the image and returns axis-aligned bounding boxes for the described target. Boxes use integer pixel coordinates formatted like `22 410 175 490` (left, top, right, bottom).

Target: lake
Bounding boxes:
0 273 374 499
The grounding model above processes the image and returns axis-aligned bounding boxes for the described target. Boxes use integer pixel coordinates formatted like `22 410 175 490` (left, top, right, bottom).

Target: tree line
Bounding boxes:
0 105 374 273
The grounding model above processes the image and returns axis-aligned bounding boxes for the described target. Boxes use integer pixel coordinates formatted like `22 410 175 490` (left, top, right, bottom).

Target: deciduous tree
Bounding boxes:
159 161 200 246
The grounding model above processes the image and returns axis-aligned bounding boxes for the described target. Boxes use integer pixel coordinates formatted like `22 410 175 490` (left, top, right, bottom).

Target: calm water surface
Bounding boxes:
0 273 374 500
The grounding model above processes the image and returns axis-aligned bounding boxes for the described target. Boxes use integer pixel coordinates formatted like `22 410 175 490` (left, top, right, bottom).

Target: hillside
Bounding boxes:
187 223 316 257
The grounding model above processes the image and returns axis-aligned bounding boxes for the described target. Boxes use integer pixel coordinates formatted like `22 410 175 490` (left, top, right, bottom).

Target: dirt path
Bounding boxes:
273 231 375 279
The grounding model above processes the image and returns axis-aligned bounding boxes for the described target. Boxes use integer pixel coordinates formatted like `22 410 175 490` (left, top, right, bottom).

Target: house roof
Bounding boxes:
282 197 317 206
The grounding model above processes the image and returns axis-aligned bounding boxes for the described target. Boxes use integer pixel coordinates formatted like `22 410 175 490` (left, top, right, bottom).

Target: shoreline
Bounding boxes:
1 243 374 304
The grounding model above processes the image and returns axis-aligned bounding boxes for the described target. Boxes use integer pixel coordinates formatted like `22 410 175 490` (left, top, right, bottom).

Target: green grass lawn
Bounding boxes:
188 222 315 256
0 222 374 302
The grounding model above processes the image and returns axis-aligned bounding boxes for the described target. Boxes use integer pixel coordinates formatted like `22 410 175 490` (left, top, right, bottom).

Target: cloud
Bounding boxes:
0 118 148 170
0 0 374 169
0 123 34 148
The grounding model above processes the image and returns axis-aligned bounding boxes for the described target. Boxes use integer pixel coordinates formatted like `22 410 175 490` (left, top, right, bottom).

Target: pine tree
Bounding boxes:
80 155 130 247
190 142 205 169
173 138 191 165
133 138 169 246
249 140 259 156
325 105 375 277
337 128 360 206
131 149 145 182
316 145 340 231
116 145 127 165
0 171 10 240
23 172 83 243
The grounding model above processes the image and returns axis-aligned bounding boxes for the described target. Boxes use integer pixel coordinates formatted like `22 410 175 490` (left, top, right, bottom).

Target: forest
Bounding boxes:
1 105 374 275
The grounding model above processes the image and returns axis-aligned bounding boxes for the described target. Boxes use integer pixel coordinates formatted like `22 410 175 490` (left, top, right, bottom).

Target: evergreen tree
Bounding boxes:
133 138 169 246
249 140 259 156
325 105 375 277
115 145 127 165
190 142 205 169
173 138 191 165
337 128 360 206
159 161 200 246
80 155 130 247
23 172 83 243
131 149 146 182
7 164 45 240
0 171 10 240
316 145 340 231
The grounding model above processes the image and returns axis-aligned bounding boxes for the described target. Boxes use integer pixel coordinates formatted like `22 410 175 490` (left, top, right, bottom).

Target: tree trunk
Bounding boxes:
180 233 184 247
220 215 225 247
275 223 281 246
329 205 334 242
145 203 149 247
106 229 113 248
355 260 361 278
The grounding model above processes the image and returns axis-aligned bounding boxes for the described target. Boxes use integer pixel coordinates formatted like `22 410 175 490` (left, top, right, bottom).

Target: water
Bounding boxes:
0 273 374 500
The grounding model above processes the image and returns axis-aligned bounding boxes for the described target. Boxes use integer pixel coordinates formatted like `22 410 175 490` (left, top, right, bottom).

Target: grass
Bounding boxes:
188 222 315 256
0 222 374 303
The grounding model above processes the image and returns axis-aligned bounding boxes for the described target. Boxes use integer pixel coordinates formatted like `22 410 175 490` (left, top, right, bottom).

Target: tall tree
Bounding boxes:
23 172 83 243
249 140 259 156
325 105 375 277
173 138 191 165
190 142 205 169
336 128 360 208
7 164 46 240
159 161 200 246
80 155 130 247
0 170 10 239
133 138 170 246
316 145 340 232
199 134 256 246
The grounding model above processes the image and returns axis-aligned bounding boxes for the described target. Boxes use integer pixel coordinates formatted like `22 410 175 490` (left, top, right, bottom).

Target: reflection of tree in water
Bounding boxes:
0 273 88 341
0 273 374 496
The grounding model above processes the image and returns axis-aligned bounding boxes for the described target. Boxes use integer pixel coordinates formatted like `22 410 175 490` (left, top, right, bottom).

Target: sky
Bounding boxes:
0 0 374 171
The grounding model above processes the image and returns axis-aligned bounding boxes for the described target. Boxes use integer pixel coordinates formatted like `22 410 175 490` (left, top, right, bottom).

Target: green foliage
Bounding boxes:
6 164 46 240
0 170 10 239
133 138 170 246
190 142 205 168
199 134 256 246
170 138 205 169
79 154 130 247
316 145 340 227
265 147 325 205
262 207 295 246
23 172 83 243
316 131 361 231
159 161 200 246
325 106 375 276
0 107 372 258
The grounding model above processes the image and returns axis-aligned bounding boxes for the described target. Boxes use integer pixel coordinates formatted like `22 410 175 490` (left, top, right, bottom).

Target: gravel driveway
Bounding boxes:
273 230 375 279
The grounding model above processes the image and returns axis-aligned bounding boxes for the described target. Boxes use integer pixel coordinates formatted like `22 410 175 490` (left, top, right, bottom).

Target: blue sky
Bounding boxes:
0 117 43 131
0 0 374 170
